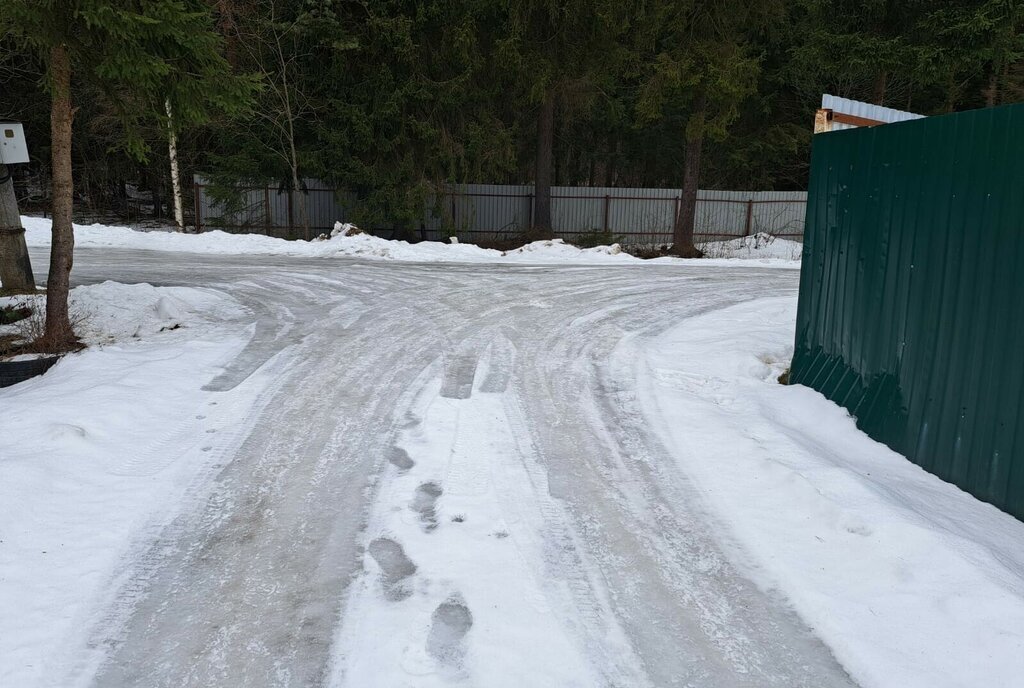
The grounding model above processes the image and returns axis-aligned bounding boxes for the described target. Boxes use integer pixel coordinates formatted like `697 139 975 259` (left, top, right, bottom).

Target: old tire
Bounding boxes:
0 356 59 388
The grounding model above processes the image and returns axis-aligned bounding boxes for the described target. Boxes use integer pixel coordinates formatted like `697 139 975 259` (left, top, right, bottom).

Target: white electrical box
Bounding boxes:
0 122 29 164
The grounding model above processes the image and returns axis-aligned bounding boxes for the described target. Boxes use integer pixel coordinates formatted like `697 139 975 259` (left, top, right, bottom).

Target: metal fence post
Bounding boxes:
744 199 754 236
603 195 610 232
193 182 202 233
286 189 294 238
451 193 457 238
264 186 272 233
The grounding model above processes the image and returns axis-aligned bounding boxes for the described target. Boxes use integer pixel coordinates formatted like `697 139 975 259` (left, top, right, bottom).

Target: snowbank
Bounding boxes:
637 297 1024 688
1 281 236 348
0 282 273 686
698 232 803 261
22 216 800 267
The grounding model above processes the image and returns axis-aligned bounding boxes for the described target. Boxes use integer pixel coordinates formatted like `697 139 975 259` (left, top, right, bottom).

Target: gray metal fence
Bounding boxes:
193 178 806 245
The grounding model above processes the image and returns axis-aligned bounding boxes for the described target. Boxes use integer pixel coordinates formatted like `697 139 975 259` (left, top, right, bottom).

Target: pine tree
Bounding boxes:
498 0 635 235
636 0 779 256
1 0 254 350
919 0 1024 110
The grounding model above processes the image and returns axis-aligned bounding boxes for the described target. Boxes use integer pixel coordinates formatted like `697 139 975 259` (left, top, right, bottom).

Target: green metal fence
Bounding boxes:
791 102 1024 520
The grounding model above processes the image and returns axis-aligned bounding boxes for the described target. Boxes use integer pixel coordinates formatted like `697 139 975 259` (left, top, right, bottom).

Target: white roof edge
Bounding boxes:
821 94 924 125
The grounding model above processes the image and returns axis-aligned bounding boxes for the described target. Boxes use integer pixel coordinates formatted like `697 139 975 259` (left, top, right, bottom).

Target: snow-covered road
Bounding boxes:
17 248 850 687
11 239 1024 688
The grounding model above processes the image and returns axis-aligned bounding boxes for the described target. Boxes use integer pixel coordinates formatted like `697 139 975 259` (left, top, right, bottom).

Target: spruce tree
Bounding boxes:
636 0 779 256
499 0 635 235
1 0 253 350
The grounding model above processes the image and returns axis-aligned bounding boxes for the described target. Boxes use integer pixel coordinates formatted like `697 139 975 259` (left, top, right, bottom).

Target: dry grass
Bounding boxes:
473 234 531 251
0 296 86 358
0 286 42 298
623 244 674 259
566 230 623 249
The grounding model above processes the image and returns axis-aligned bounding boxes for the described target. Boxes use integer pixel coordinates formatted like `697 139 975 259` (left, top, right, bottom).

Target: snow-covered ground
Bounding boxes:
1 281 229 346
638 298 1024 688
0 282 284 686
21 216 801 267
2 227 1022 688
698 231 803 260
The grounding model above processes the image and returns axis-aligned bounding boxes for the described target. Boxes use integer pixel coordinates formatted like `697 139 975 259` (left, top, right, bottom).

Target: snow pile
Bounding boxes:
23 216 315 256
698 232 803 261
636 297 1024 688
70 282 235 343
1 282 233 348
503 237 625 259
22 216 799 266
0 282 270 686
330 221 361 238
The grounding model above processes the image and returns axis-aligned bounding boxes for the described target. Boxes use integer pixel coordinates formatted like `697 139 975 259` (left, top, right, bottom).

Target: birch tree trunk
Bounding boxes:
0 163 36 292
45 43 76 348
166 98 185 232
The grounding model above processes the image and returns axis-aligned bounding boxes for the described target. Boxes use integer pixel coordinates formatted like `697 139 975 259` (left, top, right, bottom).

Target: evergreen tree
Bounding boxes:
3 0 1021 252
636 0 780 256
1 0 254 349
498 0 635 235
919 0 1024 110
313 0 516 237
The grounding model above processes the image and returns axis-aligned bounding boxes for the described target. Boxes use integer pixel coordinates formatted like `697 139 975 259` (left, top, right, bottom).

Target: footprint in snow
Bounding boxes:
388 446 415 472
427 595 473 668
368 537 417 601
411 482 443 531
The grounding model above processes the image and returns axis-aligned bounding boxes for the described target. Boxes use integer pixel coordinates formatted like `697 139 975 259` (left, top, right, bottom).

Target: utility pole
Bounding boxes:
0 162 36 292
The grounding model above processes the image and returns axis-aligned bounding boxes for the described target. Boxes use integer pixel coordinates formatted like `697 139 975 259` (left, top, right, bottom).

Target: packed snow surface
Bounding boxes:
2 233 1021 688
21 216 800 266
639 298 1024 688
0 282 278 686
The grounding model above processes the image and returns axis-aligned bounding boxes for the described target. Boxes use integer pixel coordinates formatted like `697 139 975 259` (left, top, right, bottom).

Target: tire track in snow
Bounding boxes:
56 251 854 687
77 268 459 687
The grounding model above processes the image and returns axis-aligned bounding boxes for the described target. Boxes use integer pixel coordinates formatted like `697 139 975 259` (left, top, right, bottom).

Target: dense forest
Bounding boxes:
2 0 1022 233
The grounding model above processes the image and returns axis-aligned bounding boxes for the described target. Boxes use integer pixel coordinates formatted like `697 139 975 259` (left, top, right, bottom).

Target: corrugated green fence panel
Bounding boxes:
791 102 1024 520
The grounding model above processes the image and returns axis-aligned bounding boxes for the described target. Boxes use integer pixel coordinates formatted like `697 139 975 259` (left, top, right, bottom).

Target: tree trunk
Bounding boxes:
0 164 36 292
533 89 555 237
603 137 615 187
44 43 76 349
151 165 162 219
290 166 309 241
872 71 887 106
673 93 706 258
165 98 185 232
983 64 998 108
944 70 958 113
